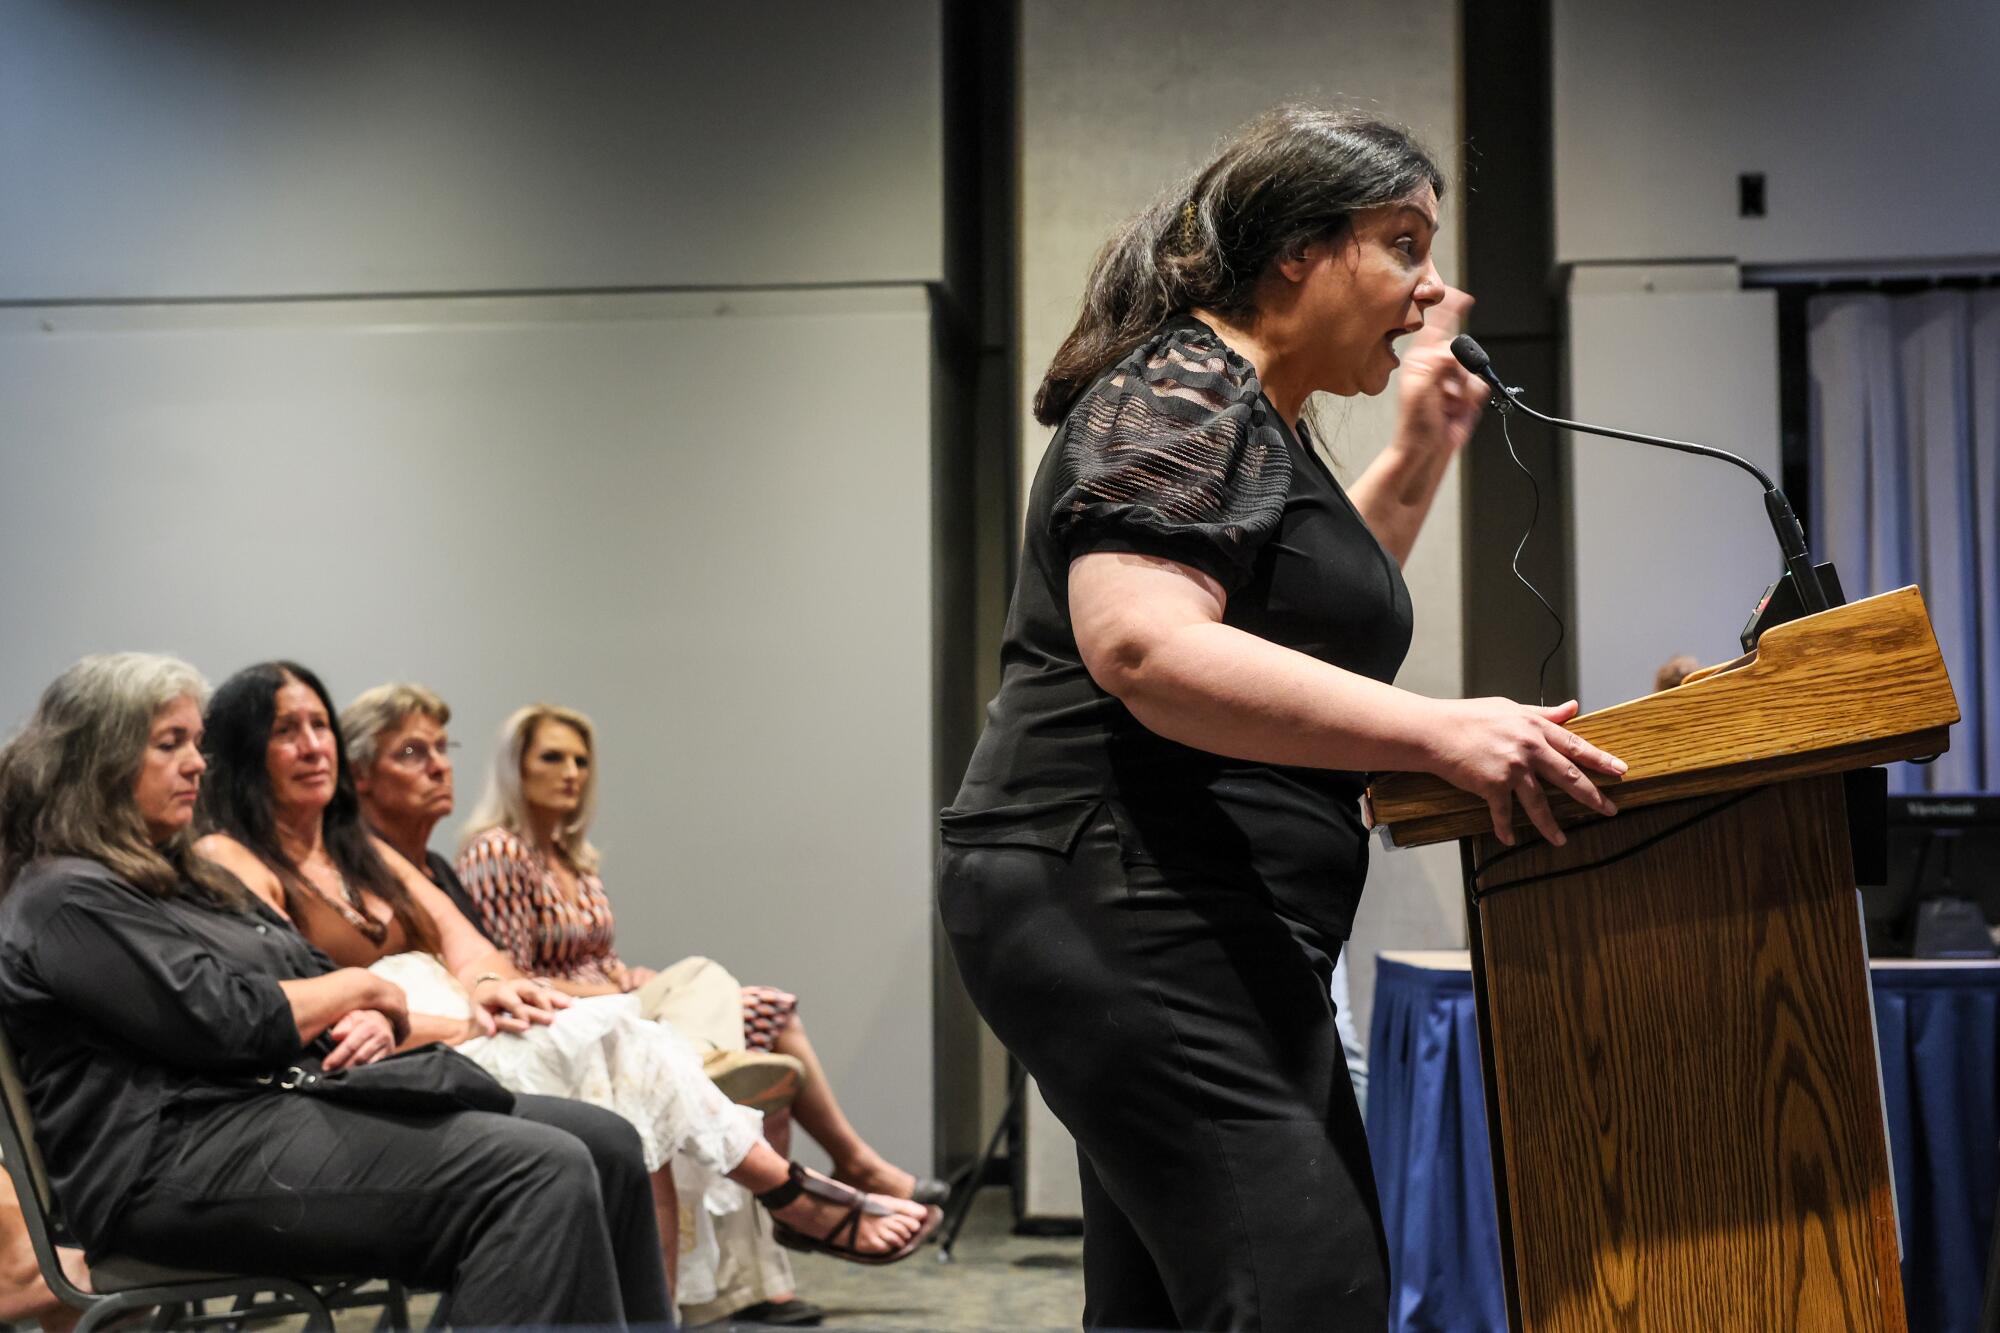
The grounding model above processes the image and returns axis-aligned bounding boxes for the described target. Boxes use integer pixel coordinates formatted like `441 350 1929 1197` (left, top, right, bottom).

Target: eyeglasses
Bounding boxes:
386 740 460 769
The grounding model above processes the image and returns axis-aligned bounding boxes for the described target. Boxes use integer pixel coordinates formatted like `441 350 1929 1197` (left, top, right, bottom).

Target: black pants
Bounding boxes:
939 811 1387 1333
105 1092 672 1329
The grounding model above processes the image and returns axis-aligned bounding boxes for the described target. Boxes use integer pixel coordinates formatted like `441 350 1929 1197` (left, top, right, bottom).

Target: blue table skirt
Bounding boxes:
1366 954 2000 1333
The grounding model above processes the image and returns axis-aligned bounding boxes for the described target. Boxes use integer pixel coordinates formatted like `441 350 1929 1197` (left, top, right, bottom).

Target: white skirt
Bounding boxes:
367 952 766 1306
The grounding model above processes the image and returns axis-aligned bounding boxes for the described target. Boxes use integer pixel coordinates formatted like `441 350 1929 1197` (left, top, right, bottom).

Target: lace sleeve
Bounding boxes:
1049 326 1291 591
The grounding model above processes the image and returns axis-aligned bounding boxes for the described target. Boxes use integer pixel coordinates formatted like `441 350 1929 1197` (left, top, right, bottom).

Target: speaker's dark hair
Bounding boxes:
199 660 439 954
1034 104 1445 426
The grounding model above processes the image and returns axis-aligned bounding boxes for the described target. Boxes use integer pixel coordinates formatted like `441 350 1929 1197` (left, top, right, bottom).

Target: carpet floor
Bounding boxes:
769 1188 1081 1331
365 1187 1082 1332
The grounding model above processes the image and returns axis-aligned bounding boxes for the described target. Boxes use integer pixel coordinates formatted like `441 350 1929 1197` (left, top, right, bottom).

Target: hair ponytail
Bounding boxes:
1033 104 1445 426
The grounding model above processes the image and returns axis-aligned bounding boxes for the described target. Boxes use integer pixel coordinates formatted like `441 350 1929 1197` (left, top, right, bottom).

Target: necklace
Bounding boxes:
296 858 388 943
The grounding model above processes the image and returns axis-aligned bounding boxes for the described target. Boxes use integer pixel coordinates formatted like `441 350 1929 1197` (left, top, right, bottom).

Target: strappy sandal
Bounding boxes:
757 1162 943 1266
830 1166 954 1207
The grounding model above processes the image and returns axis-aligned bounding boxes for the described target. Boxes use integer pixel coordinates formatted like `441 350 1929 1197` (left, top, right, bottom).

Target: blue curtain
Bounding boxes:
1808 289 1999 793
1367 958 1506 1333
1874 963 2000 1333
1369 958 1998 1332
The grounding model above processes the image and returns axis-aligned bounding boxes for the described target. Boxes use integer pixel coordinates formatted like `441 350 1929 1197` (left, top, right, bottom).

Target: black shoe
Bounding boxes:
731 1298 825 1327
908 1175 952 1207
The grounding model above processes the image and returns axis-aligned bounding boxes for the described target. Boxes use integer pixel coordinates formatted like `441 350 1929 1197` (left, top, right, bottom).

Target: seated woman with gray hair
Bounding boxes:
0 653 671 1330
193 661 935 1313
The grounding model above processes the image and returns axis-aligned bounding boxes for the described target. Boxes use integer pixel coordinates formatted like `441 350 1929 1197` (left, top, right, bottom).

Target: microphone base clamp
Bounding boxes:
1741 560 1846 653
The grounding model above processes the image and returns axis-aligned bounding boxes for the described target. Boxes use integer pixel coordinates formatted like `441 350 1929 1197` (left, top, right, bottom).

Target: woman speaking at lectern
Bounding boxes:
939 105 1627 1330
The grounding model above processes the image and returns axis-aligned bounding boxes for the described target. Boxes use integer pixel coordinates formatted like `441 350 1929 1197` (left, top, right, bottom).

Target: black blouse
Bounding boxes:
946 318 1414 944
0 857 333 1249
425 850 486 934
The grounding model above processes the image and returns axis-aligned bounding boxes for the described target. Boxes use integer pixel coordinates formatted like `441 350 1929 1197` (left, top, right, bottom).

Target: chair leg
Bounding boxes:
377 1280 411 1332
266 1281 335 1333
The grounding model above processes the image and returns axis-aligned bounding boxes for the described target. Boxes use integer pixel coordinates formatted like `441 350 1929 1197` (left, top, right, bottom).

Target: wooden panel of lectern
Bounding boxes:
1367 587 1958 1333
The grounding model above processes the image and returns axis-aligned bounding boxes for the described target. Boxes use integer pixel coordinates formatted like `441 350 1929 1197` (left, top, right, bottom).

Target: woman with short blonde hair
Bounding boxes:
340 682 450 775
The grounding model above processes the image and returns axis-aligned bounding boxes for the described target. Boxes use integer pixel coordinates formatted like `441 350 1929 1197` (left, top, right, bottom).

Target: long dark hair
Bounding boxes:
0 653 248 907
1034 104 1446 426
199 660 439 953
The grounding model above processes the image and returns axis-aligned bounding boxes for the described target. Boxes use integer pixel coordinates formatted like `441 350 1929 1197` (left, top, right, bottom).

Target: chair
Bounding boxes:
0 1024 415 1333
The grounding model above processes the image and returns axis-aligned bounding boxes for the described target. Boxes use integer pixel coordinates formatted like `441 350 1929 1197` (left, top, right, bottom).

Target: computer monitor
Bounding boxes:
1861 794 2000 958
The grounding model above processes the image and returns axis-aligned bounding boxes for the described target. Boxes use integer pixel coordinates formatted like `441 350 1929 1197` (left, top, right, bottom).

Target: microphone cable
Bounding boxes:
1493 398 1566 707
1452 332 1833 637
1468 785 1764 901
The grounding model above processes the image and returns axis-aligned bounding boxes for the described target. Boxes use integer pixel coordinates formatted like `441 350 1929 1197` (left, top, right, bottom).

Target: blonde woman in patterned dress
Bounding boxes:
457 704 947 1207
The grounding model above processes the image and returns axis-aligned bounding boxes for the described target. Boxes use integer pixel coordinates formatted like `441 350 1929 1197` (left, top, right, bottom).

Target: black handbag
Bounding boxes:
258 1042 515 1115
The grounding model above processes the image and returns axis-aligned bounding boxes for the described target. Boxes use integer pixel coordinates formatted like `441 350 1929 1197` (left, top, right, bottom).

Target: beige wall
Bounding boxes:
0 1 943 298
0 1 947 1175
0 288 941 1177
1565 267 1782 712
1553 0 2000 268
1551 0 2000 723
1018 0 1468 1084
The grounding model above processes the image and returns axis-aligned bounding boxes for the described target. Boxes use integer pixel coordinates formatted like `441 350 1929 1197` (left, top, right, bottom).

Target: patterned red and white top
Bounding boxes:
456 827 625 989
454 825 798 1050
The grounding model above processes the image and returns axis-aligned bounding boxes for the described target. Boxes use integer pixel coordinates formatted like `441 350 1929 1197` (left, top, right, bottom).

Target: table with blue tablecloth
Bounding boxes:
1367 951 2000 1333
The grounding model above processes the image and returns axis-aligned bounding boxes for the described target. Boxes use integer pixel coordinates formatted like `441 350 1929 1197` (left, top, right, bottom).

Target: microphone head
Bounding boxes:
1450 334 1491 376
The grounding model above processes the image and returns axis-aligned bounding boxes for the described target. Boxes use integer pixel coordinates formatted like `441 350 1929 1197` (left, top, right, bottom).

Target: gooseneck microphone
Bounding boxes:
1449 334 1835 636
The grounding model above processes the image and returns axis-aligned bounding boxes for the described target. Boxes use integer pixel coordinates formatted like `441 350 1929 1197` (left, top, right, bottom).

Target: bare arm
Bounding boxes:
1344 288 1485 565
193 833 289 917
370 837 515 978
370 837 567 1032
192 835 406 1049
1069 551 1625 845
277 969 408 1047
401 1010 485 1050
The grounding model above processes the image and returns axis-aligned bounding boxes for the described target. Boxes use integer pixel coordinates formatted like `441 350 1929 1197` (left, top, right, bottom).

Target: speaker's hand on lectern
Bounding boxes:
1422 697 1626 847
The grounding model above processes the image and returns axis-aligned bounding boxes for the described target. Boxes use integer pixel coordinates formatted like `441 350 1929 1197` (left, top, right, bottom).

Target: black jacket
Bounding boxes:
0 857 334 1248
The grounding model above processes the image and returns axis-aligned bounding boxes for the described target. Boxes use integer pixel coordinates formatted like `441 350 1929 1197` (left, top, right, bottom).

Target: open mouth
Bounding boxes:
1383 321 1424 363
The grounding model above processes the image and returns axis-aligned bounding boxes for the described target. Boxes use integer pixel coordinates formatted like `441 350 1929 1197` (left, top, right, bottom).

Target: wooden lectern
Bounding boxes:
1367 587 1959 1333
